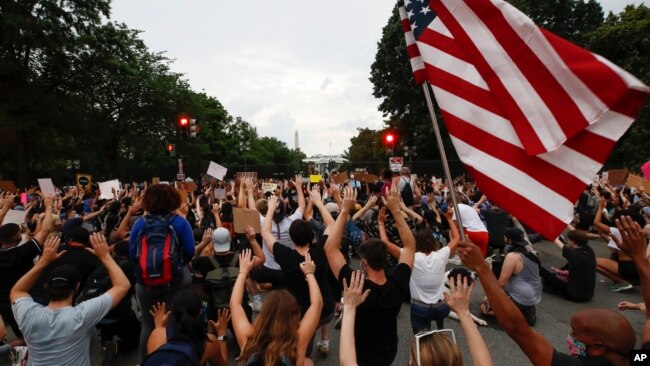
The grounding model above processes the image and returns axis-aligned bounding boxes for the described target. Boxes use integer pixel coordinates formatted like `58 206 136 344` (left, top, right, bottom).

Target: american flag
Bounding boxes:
399 0 649 239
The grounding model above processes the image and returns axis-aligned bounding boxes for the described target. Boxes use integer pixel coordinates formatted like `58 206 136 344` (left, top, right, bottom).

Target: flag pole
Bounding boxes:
421 82 467 241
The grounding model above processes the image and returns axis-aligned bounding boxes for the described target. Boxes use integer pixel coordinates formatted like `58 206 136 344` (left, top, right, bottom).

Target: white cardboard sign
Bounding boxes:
2 210 26 225
37 178 56 196
207 161 228 180
98 180 121 199
261 183 278 193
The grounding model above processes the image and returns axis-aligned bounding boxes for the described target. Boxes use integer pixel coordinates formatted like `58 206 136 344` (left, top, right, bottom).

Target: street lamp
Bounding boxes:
403 145 417 163
239 140 251 171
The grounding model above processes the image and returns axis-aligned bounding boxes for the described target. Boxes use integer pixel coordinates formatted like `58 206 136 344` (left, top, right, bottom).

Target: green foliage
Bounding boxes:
0 0 303 185
343 128 385 164
587 4 650 170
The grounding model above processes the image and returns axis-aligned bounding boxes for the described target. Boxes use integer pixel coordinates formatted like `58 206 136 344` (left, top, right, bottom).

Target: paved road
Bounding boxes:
1 239 646 365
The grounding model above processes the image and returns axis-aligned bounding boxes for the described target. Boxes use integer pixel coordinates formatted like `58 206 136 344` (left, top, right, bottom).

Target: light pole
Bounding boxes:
239 140 251 171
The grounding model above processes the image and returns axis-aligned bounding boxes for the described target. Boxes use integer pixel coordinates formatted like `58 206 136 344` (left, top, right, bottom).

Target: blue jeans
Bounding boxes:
410 302 451 333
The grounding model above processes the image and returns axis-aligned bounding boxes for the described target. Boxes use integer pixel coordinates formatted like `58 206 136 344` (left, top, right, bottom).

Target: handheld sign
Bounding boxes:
207 161 228 180
2 210 26 225
233 208 261 233
214 188 227 200
37 179 56 196
98 180 121 199
262 183 278 193
310 175 323 183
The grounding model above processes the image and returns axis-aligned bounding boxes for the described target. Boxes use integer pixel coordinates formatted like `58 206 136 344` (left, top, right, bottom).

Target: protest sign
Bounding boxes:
607 169 628 185
310 175 323 183
152 177 160 185
627 174 650 192
37 179 56 196
642 161 650 180
331 172 348 184
262 183 278 193
75 174 92 190
214 188 227 200
2 210 26 225
0 180 17 193
236 172 258 180
207 161 228 180
233 208 261 233
389 157 404 172
98 180 120 199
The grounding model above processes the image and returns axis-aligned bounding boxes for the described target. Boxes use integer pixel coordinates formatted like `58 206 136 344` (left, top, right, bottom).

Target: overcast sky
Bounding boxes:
110 0 647 157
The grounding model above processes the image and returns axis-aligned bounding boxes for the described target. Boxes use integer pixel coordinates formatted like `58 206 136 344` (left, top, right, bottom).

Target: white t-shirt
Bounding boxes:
409 247 451 304
452 204 487 232
260 209 304 270
607 227 622 250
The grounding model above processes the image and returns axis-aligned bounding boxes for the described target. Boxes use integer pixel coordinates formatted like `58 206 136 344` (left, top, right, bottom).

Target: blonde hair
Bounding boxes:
409 332 463 366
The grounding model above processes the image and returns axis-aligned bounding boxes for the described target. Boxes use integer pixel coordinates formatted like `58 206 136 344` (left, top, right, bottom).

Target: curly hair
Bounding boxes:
142 184 181 214
239 290 300 366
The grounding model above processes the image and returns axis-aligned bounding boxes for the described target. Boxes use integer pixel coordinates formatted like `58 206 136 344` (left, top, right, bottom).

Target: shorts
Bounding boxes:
466 231 489 256
618 260 640 284
250 266 286 289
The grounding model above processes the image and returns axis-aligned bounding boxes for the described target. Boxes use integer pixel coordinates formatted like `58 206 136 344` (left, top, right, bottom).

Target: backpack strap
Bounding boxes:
208 256 220 270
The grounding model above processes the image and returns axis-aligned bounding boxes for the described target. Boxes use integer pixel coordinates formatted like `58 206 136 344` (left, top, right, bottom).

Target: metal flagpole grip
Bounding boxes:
422 82 467 241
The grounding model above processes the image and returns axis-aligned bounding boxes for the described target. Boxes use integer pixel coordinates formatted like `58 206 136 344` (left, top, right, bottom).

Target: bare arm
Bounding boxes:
497 253 518 287
296 254 323 364
593 198 611 233
352 195 377 222
245 225 265 267
34 195 54 244
89 233 131 308
339 271 370 366
325 187 357 280
384 185 415 269
458 242 553 366
261 196 279 253
194 229 213 258
230 250 255 350
377 208 401 259
10 236 64 302
294 175 306 216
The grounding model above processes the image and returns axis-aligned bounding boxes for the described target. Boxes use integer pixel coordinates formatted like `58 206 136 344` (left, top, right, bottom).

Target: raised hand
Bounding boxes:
613 215 647 261
300 252 316 275
209 308 231 337
245 224 256 242
202 228 213 244
343 270 370 309
150 302 171 328
88 232 111 259
445 274 474 316
341 187 357 213
39 235 64 264
267 195 279 213
458 241 485 271
239 249 255 274
383 185 400 212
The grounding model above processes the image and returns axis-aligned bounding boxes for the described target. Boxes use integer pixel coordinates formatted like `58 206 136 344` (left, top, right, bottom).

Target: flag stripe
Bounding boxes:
450 136 574 222
430 0 549 154
464 166 569 237
417 28 467 64
463 0 593 138
431 86 603 184
418 42 488 90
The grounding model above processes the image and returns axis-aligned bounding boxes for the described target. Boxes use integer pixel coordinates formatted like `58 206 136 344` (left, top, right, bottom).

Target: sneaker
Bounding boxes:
317 340 330 356
101 340 118 366
448 255 462 266
249 299 263 312
610 282 633 292
334 307 344 330
10 346 28 366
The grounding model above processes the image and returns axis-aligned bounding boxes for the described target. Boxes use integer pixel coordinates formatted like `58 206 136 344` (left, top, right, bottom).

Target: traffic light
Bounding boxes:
384 132 395 155
166 143 176 157
178 117 189 137
190 119 198 138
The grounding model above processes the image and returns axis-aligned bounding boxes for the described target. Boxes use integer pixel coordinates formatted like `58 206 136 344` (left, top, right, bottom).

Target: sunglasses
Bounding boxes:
414 329 457 366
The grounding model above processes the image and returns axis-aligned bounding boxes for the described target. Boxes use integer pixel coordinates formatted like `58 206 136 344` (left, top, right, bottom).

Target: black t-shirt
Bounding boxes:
0 240 41 305
274 243 335 320
563 245 596 301
338 263 411 366
191 253 239 277
551 350 612 366
481 208 508 248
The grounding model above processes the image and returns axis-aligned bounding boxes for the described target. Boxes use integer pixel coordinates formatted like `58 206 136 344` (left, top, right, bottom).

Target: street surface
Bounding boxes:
1 238 646 365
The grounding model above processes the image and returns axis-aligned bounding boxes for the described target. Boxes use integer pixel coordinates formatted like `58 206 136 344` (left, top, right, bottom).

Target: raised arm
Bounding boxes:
245 224 265 267
377 207 401 259
261 196 280 253
89 233 131 308
458 241 553 365
230 249 255 349
339 270 370 366
445 275 493 366
10 236 65 302
310 188 335 228
194 229 213 258
444 210 460 255
399 200 423 224
34 195 54 244
325 187 357 280
294 175 306 215
116 201 141 241
296 253 323 363
245 179 256 210
593 198 611 233
352 195 377 222
384 185 415 269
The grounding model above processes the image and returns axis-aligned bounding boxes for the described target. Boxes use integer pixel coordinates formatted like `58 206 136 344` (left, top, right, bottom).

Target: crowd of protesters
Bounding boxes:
0 165 648 366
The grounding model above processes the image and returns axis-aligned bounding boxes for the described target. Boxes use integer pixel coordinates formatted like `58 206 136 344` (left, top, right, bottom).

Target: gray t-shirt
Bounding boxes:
12 293 113 366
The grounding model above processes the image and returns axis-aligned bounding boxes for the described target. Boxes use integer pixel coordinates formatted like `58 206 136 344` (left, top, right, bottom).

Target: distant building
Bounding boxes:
294 130 300 151
303 154 347 174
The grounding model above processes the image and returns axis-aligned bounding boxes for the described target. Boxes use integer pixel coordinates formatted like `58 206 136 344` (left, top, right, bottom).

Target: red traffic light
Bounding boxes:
385 134 395 143
179 117 189 127
167 143 175 152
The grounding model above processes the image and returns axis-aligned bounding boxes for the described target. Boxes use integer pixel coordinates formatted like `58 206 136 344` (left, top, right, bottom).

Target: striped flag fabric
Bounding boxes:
399 0 649 239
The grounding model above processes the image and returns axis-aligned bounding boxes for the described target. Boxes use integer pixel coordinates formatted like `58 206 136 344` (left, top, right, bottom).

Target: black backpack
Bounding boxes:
400 177 415 207
204 255 239 308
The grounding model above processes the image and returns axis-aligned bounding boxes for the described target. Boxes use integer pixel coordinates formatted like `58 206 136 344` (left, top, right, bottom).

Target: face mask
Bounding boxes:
566 335 587 358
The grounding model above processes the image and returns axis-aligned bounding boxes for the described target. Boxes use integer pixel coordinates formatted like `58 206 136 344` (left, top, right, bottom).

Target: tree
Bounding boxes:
587 4 650 170
343 128 385 164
